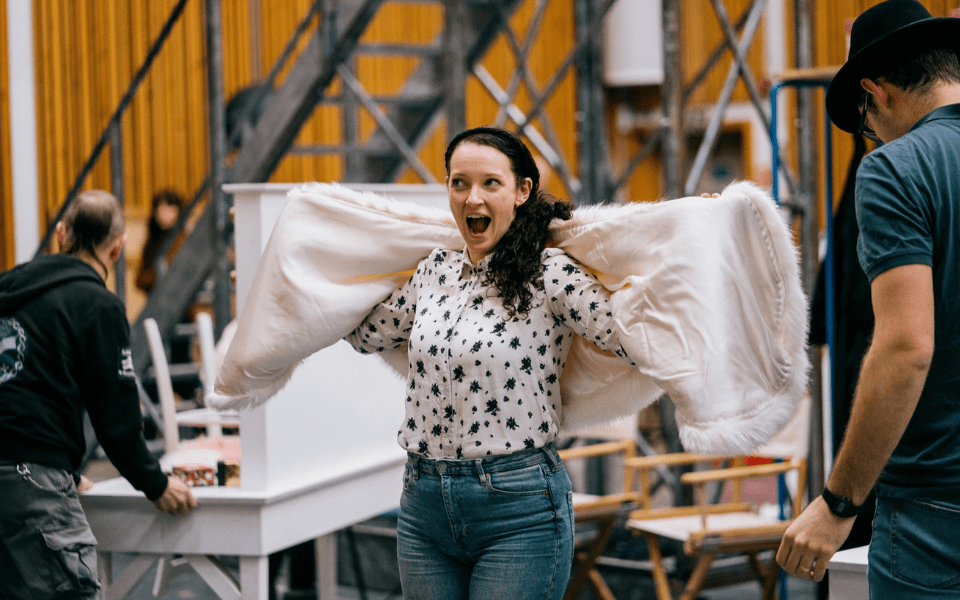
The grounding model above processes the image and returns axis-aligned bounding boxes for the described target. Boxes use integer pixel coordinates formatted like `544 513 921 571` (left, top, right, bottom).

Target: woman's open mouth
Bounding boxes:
466 215 491 234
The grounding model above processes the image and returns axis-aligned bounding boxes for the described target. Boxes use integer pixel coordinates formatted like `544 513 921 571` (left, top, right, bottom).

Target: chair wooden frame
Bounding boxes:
625 453 807 600
558 439 641 600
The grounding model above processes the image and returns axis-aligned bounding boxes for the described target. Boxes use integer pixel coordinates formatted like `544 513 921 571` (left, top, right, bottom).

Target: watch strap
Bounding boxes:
822 486 861 518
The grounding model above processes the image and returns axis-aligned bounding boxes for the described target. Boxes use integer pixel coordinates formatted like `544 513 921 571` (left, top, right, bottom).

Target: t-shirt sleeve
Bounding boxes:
80 298 168 501
855 149 934 282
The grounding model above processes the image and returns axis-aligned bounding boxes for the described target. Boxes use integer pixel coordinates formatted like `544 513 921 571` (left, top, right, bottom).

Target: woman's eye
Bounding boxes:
485 179 501 188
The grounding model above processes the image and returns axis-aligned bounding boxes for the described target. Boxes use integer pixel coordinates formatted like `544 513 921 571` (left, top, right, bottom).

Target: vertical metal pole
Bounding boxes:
328 1 361 181
659 0 685 449
658 0 692 521
108 118 126 304
206 0 230 337
661 0 685 199
248 0 263 80
575 0 612 205
794 0 824 499
443 0 467 140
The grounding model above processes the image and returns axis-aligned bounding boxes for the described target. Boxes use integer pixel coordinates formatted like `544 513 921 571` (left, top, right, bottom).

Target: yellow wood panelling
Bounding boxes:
682 0 767 108
17 0 960 266
1 0 12 269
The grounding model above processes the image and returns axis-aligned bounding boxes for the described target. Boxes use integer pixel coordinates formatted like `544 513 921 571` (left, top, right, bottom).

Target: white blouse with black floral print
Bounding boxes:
345 246 634 459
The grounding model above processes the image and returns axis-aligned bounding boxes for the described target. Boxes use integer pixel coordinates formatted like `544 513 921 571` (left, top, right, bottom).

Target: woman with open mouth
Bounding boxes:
346 126 636 600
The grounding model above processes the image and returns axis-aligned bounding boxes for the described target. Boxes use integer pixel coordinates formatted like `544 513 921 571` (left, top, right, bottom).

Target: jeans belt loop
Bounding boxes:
411 454 420 479
475 458 486 485
541 444 560 471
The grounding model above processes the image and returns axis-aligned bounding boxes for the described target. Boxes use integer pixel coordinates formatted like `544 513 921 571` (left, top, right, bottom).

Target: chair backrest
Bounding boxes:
626 452 808 531
144 317 179 454
558 439 641 515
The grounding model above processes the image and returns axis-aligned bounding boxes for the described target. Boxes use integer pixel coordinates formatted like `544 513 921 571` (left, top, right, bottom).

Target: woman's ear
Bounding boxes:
516 177 532 206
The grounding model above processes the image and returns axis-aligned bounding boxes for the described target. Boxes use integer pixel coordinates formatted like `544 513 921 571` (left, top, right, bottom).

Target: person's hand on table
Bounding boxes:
76 474 95 492
152 475 199 515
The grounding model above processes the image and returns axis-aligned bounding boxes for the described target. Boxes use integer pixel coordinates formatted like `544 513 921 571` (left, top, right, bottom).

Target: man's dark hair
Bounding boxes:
881 48 960 92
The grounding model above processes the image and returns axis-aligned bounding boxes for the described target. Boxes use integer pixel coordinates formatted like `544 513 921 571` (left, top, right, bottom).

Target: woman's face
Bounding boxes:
155 201 180 231
447 142 531 264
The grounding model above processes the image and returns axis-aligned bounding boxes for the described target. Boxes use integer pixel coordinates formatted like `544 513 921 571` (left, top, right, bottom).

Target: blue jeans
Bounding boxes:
397 445 574 600
0 461 99 600
868 493 960 599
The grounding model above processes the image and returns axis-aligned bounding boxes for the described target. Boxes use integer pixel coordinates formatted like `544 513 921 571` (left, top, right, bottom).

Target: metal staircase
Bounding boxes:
128 0 526 381
36 0 630 386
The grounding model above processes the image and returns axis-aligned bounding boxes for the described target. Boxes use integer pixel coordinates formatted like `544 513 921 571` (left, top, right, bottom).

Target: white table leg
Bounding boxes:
99 554 159 600
316 534 339 600
189 555 241 600
239 555 270 600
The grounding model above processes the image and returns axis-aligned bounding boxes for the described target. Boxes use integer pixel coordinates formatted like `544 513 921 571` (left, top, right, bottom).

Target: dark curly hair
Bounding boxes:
444 126 573 317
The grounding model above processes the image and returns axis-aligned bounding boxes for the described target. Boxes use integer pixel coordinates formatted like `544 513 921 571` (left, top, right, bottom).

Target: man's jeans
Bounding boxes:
869 492 960 599
397 445 574 600
0 461 99 599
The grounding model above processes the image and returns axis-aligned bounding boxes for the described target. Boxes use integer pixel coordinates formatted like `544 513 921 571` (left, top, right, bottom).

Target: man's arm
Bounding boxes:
776 263 934 581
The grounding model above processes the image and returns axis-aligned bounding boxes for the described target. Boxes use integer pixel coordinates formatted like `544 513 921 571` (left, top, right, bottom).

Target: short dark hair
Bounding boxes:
881 48 960 93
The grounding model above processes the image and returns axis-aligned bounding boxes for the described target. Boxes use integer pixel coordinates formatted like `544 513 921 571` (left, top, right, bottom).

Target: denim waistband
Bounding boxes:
407 444 562 479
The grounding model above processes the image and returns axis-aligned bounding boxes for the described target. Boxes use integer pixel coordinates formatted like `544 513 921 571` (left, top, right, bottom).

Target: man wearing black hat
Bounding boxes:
776 0 960 596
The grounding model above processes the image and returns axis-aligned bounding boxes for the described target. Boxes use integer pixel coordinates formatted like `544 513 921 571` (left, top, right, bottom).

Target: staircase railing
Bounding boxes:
33 0 191 303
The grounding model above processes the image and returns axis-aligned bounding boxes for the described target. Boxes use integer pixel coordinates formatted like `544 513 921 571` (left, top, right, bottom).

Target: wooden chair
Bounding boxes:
625 452 807 600
558 439 641 600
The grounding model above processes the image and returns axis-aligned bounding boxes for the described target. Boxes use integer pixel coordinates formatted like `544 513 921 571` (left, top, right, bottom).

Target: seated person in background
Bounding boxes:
136 189 185 293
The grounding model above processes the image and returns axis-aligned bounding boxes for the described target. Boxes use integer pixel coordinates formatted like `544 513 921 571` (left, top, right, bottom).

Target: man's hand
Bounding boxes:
76 474 95 492
776 495 856 582
152 475 199 515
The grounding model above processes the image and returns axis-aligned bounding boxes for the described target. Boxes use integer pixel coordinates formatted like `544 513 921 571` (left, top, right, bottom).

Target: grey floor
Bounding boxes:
88 461 820 600
105 549 821 600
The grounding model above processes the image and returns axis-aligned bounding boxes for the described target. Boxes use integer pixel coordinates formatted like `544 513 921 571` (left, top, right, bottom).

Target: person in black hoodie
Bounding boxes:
0 189 197 599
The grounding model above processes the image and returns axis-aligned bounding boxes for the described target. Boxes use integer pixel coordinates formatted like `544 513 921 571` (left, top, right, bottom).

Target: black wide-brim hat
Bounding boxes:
826 0 960 133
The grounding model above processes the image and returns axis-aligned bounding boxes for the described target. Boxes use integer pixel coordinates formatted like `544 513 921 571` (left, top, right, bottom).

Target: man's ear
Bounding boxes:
55 222 66 249
860 77 889 108
108 233 128 262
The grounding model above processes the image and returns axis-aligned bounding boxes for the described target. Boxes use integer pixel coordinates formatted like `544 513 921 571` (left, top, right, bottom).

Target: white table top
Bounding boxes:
828 545 869 574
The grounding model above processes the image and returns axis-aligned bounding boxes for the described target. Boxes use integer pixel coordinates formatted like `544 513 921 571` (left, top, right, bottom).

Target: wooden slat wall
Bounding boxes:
32 0 212 227
11 0 959 270
24 0 578 224
1 0 12 269
683 0 767 107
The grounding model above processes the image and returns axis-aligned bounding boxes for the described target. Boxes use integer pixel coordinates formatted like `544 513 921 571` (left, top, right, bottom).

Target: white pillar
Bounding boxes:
6 0 39 264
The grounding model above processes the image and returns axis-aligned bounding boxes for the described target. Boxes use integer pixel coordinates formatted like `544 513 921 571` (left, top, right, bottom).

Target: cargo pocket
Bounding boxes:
40 524 100 596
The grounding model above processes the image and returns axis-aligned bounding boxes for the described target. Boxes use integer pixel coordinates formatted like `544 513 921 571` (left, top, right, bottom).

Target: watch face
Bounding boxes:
823 488 860 518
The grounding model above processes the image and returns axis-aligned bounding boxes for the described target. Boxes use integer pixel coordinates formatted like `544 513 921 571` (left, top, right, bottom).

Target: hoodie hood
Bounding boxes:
0 255 104 313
